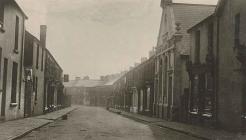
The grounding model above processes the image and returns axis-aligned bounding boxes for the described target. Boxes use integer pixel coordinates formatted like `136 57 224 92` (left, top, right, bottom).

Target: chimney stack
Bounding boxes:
40 25 47 48
64 74 69 82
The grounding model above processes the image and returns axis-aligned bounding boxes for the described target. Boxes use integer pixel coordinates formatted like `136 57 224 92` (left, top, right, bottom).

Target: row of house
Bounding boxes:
111 0 246 132
0 0 69 121
64 74 124 107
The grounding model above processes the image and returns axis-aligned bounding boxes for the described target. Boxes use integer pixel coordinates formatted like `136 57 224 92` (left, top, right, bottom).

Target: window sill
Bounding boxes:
202 113 213 118
13 49 19 54
10 103 18 107
189 111 198 115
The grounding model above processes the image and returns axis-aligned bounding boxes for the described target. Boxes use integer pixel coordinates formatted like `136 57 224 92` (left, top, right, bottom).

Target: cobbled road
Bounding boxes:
18 106 202 140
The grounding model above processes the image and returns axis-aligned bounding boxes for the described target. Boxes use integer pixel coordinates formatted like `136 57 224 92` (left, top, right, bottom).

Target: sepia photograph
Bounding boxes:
0 0 245 139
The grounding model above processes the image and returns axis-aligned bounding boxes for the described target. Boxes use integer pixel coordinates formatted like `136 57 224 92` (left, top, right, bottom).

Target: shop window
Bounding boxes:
190 75 199 114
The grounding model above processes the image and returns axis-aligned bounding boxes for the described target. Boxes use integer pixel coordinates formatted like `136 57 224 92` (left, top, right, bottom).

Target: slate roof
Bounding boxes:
187 14 215 33
172 3 216 55
103 77 122 86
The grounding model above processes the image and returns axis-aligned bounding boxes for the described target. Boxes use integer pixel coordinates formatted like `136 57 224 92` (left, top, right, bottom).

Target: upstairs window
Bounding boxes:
41 48 44 71
36 44 39 69
35 77 38 101
235 13 240 48
0 2 4 28
195 30 201 63
208 23 214 54
14 16 19 51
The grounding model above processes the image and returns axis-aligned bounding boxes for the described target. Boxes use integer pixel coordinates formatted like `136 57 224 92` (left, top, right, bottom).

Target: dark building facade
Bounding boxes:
112 56 155 116
44 48 64 113
187 15 217 127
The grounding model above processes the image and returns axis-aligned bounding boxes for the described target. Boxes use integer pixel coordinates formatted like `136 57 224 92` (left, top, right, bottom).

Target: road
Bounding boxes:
18 106 202 140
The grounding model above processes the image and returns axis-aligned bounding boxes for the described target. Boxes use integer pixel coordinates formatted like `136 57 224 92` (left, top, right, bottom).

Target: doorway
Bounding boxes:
1 58 8 117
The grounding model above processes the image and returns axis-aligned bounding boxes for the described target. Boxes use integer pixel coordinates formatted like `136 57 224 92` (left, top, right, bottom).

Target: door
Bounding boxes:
24 76 32 117
167 75 173 119
1 58 8 117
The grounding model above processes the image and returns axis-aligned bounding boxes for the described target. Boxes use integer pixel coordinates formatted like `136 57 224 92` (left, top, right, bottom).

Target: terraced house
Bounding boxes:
44 48 64 113
153 0 215 122
24 25 47 117
0 0 27 121
187 0 246 132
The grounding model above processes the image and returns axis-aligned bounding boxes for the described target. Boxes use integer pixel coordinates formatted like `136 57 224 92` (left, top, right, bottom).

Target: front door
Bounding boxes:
24 80 32 117
167 75 173 119
1 58 8 117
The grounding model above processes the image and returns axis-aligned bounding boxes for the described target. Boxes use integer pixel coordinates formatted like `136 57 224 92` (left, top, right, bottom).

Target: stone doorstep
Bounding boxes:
108 108 244 140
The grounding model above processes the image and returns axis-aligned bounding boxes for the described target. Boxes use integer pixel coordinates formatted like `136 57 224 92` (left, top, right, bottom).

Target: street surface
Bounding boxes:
18 106 202 140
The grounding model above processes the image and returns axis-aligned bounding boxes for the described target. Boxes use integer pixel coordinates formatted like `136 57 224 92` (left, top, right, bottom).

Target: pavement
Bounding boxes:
18 106 203 140
108 108 246 140
0 106 77 140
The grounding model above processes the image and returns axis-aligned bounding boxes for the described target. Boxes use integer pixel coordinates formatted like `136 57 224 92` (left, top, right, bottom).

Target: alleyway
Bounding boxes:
18 106 201 140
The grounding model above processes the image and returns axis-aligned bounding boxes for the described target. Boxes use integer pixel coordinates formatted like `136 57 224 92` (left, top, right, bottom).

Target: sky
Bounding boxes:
16 0 218 79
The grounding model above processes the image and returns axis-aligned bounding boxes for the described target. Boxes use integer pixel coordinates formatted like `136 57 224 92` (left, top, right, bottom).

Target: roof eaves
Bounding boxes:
25 31 42 44
45 48 63 71
8 0 28 19
172 2 216 7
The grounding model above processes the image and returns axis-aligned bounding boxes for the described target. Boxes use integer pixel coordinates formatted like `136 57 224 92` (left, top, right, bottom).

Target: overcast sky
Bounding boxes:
16 0 218 79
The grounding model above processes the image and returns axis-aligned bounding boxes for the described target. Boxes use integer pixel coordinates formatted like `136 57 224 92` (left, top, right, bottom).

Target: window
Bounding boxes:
168 75 173 104
11 62 18 103
41 48 44 71
14 16 19 51
35 77 38 101
159 59 163 102
0 1 4 28
195 30 201 63
163 57 168 103
36 44 39 69
0 47 2 79
208 23 214 53
169 53 174 68
32 75 35 91
235 13 240 48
